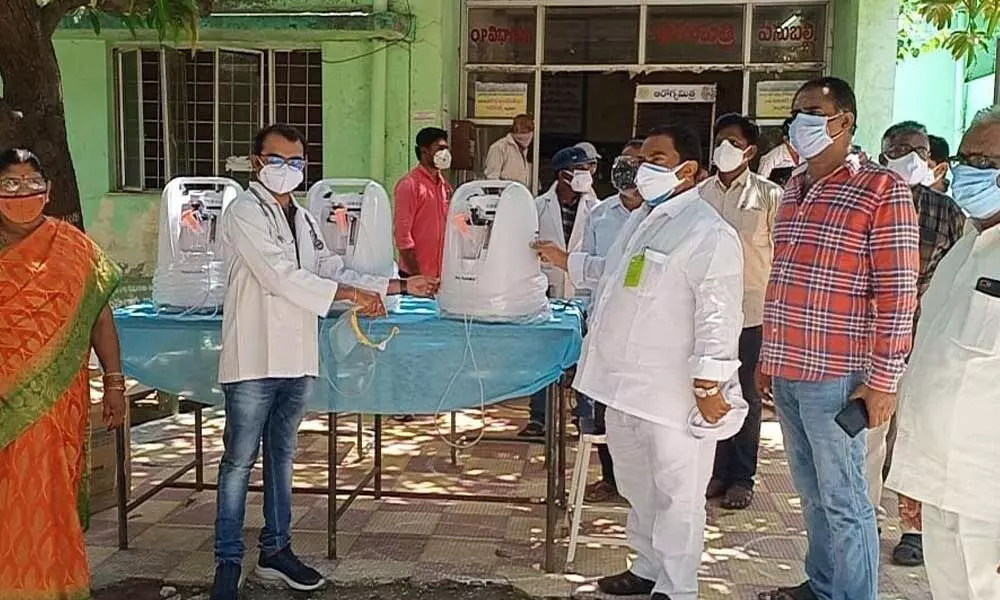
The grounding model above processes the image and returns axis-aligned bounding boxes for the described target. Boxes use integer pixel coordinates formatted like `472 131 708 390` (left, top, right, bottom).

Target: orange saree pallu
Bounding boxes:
0 220 120 600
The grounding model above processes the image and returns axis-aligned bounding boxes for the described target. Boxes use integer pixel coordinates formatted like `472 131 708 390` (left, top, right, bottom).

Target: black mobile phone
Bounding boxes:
835 398 869 438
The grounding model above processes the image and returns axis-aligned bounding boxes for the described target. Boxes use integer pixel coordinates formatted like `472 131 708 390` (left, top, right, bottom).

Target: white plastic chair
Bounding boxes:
566 433 629 564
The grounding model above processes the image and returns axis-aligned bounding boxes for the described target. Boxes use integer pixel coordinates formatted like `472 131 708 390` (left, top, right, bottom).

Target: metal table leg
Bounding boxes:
544 382 558 573
328 412 338 559
115 425 129 550
374 415 383 499
450 412 458 465
356 414 365 459
194 407 204 491
556 381 567 508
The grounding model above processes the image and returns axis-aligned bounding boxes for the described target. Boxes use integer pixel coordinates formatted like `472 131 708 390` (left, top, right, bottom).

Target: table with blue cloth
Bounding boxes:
111 298 584 572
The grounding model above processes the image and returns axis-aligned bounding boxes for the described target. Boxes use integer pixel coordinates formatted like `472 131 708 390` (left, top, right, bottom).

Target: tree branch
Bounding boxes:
41 0 90 35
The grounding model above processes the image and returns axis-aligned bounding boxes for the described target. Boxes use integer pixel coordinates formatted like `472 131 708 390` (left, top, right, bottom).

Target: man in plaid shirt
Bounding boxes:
870 121 967 569
756 78 920 600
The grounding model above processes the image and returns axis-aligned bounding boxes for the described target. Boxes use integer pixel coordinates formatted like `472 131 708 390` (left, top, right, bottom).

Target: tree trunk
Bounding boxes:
0 1 85 231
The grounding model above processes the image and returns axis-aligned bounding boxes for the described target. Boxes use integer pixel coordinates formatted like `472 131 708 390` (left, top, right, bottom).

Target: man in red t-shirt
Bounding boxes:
393 127 453 278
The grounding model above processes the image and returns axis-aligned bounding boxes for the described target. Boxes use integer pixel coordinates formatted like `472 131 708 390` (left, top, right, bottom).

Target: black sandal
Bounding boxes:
517 422 545 438
706 478 728 500
596 570 655 596
721 484 754 510
892 533 924 567
758 581 818 600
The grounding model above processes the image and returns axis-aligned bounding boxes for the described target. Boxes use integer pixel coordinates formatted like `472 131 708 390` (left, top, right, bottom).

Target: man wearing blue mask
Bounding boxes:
756 78 920 600
886 106 1000 600
571 126 748 600
869 120 966 568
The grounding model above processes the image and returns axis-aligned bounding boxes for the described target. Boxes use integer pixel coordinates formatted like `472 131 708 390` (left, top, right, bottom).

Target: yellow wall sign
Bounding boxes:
474 82 528 119
755 80 804 119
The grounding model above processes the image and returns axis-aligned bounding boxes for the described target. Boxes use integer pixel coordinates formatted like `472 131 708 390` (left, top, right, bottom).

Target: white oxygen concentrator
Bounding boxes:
437 180 550 323
152 177 243 311
306 178 399 312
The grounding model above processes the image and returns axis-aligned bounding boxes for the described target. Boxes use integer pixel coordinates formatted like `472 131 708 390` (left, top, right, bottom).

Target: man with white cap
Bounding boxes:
575 141 602 176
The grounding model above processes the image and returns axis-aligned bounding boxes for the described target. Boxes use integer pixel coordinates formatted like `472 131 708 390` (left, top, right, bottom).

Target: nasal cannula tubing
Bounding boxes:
433 207 488 451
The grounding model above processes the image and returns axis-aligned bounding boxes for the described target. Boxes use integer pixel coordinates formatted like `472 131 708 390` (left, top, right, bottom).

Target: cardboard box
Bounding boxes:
88 399 131 515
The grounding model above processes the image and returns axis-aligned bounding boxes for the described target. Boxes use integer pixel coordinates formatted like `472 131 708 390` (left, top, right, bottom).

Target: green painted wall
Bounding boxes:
54 0 457 302
893 50 963 147
831 0 900 154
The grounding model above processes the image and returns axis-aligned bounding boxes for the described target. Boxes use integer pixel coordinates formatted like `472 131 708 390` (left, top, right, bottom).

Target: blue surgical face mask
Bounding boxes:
951 164 1000 219
789 112 844 159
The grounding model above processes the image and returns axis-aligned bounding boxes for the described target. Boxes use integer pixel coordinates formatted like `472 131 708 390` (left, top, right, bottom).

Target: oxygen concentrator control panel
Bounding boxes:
321 192 364 256
178 189 225 253
459 192 501 261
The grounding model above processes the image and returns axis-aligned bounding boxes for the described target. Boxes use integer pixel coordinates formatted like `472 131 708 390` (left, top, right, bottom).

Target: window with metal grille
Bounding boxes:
114 48 323 191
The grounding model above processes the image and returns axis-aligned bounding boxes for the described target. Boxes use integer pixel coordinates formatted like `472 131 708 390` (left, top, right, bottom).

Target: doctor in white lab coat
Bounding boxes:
887 112 1000 600
535 145 599 299
212 125 437 600
571 126 748 600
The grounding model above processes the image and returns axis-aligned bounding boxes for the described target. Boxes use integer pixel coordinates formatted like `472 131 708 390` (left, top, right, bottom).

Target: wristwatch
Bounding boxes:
693 385 720 399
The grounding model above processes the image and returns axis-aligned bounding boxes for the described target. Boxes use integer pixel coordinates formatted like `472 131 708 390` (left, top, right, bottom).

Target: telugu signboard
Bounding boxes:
474 82 529 119
634 84 718 104
755 80 804 119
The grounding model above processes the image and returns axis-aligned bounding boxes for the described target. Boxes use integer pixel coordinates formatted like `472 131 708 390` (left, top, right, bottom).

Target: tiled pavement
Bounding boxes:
87 403 931 599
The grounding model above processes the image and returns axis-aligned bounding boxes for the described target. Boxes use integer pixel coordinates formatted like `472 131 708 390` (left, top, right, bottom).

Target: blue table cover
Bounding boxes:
114 298 583 414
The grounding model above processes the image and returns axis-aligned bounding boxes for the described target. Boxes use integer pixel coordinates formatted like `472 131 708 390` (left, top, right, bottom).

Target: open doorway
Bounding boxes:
538 69 744 198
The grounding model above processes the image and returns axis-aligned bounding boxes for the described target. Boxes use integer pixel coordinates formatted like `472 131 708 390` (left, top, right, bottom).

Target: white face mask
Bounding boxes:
886 151 932 186
258 164 304 195
713 140 748 174
789 112 845 159
433 149 452 170
570 169 593 193
635 162 686 206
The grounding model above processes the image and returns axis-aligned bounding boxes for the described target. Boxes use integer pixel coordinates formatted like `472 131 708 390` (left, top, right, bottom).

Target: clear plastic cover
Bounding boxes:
306 179 400 312
152 177 243 312
437 180 551 324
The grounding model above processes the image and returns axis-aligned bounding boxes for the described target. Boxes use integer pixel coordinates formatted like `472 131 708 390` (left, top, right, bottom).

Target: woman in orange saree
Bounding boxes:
0 149 126 600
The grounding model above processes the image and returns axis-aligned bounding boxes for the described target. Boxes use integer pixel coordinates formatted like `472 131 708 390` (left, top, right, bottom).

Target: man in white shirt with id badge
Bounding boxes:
572 126 748 600
887 107 1000 600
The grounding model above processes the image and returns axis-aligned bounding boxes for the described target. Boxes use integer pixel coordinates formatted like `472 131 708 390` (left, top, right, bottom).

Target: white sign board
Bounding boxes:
634 84 718 104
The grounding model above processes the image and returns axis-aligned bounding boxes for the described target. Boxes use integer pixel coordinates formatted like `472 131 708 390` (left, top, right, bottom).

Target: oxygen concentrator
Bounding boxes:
306 178 399 312
152 177 243 310
437 180 550 323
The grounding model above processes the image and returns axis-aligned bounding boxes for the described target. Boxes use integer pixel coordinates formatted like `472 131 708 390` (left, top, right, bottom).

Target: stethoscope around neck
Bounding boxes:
250 186 324 251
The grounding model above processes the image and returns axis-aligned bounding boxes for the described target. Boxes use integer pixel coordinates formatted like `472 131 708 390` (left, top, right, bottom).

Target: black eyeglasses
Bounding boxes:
884 144 929 161
949 154 1000 170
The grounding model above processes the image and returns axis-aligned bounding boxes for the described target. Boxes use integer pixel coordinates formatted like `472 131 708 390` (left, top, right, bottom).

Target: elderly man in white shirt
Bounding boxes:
700 114 783 511
757 116 800 185
533 138 645 502
212 125 437 600
483 114 534 188
570 126 748 600
887 107 1000 600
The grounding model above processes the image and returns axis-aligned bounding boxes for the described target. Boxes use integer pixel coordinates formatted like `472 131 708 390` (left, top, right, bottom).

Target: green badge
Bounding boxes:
624 253 645 288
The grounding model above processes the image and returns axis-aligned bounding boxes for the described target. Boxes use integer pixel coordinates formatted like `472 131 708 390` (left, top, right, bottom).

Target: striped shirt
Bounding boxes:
759 156 920 393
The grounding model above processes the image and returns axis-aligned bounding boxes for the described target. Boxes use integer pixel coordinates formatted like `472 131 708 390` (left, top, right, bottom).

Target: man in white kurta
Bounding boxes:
573 127 748 600
886 110 1000 600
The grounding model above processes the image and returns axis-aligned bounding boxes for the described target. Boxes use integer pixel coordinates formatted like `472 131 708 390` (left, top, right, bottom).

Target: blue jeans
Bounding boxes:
772 373 878 600
215 377 312 565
